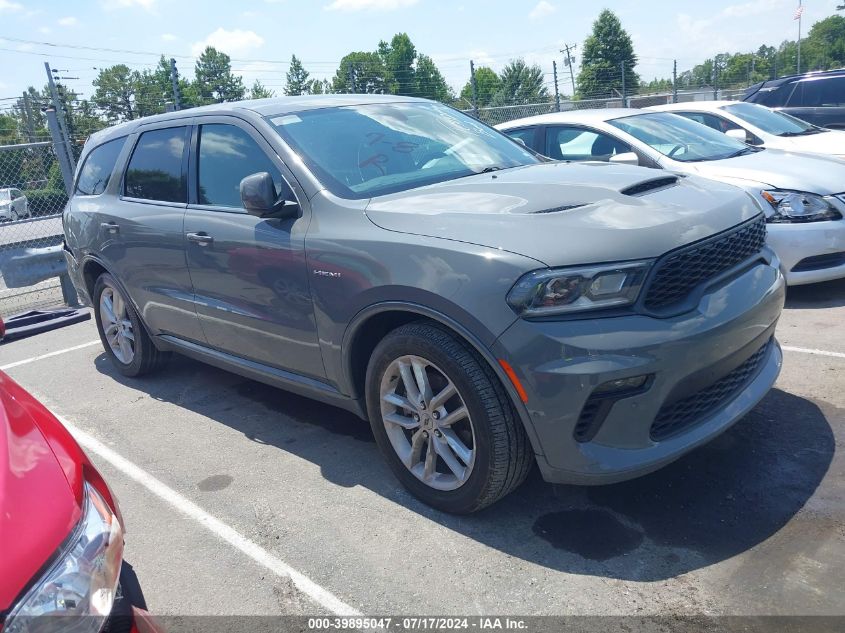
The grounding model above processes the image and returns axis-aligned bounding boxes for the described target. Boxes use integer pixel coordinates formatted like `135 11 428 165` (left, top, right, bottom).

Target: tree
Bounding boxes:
92 65 138 122
332 51 388 93
459 66 501 107
577 9 640 98
193 47 246 104
379 32 417 95
492 59 548 105
414 54 453 101
250 80 275 99
285 55 311 96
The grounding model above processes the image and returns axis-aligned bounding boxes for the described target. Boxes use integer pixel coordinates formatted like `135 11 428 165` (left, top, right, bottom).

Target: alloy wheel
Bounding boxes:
99 285 135 364
379 355 476 491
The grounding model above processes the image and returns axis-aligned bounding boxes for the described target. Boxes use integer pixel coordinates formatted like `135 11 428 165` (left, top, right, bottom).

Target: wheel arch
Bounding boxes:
341 302 542 456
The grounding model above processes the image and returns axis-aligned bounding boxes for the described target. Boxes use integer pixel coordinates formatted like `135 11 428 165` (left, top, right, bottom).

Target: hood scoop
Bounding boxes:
530 203 587 214
621 176 679 197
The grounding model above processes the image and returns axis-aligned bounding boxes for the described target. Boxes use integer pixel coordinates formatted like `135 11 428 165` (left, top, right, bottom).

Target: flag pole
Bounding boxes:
797 0 803 73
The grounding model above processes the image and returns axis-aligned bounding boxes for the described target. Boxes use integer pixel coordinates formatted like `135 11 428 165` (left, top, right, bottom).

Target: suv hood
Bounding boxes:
365 162 760 267
770 129 845 157
685 148 845 194
0 373 81 611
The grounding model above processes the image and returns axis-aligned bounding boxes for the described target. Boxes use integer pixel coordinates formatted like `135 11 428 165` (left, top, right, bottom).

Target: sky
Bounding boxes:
0 0 841 108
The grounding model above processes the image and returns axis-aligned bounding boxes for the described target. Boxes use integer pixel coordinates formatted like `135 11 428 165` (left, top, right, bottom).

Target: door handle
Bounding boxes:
100 222 119 235
186 232 214 246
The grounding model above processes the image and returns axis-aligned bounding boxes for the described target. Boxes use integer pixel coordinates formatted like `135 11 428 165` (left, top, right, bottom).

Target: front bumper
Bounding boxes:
494 256 785 485
767 219 845 285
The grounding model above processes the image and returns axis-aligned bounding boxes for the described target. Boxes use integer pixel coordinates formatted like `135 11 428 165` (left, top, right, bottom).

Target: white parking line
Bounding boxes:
41 403 362 617
782 345 845 360
1 340 101 371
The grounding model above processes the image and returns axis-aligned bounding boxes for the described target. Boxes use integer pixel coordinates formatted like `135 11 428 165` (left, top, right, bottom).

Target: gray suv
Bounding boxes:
63 95 785 513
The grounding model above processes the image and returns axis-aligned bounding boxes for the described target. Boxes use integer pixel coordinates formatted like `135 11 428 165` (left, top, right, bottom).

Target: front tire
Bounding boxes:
93 273 168 377
366 322 532 513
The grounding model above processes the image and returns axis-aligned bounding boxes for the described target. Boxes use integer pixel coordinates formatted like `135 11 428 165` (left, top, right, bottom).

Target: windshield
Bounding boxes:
609 112 752 162
268 102 539 199
721 102 821 136
0 190 9 201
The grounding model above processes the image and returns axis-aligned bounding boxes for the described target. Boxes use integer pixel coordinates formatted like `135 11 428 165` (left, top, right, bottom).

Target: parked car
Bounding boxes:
64 96 784 513
648 101 845 159
0 188 30 222
498 109 845 286
0 370 161 633
742 69 845 129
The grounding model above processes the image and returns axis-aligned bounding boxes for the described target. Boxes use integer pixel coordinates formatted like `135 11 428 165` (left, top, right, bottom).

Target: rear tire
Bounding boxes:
93 273 169 377
365 322 532 513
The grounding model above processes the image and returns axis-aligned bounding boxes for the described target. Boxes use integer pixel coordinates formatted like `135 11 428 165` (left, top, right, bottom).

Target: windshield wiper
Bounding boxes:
480 166 505 173
778 129 825 137
724 147 759 159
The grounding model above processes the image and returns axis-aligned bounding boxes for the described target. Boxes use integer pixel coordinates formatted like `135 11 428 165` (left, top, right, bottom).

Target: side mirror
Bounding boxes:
512 137 528 147
725 128 749 143
609 152 639 166
240 172 299 219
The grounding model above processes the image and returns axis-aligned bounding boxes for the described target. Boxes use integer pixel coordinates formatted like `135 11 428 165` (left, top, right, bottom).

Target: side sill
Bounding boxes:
156 335 367 419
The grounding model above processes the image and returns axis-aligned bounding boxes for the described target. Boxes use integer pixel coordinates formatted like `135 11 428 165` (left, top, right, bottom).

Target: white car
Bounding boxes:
648 101 845 160
497 109 845 286
0 188 30 222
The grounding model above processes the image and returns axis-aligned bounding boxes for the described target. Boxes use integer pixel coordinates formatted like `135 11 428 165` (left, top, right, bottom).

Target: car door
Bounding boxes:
100 121 206 343
183 117 324 380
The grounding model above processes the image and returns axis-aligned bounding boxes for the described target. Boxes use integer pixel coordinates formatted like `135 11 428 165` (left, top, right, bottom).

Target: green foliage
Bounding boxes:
492 59 549 105
379 33 417 95
250 80 275 99
92 65 137 122
193 47 246 104
577 9 639 98
333 51 388 93
413 54 454 101
459 66 501 108
285 55 312 96
24 189 68 216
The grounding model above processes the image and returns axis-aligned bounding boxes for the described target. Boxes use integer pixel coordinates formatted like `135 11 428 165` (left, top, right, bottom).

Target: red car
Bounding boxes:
0 371 160 633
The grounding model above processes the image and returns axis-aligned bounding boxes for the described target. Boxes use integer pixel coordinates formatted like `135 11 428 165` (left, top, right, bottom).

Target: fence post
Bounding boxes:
553 61 561 111
44 108 75 198
620 61 626 106
470 60 479 118
170 58 182 111
672 59 678 104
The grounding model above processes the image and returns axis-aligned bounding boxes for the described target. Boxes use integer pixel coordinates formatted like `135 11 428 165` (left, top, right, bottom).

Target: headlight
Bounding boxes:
5 483 124 633
507 261 652 317
761 190 842 223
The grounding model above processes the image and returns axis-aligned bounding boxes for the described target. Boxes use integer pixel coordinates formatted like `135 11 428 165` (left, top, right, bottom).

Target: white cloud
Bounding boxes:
191 28 265 57
0 0 22 12
38 26 51 34
528 0 556 20
160 33 177 41
102 0 156 11
325 0 418 11
58 16 78 26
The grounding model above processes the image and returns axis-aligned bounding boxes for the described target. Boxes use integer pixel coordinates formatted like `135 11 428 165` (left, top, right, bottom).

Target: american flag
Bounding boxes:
793 4 804 20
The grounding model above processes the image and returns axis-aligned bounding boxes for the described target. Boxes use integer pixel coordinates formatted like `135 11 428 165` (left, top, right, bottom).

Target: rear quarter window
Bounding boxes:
75 137 127 196
124 127 189 203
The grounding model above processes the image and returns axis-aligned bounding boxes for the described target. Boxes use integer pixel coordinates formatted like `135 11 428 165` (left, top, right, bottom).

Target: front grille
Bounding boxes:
650 339 771 441
643 216 767 312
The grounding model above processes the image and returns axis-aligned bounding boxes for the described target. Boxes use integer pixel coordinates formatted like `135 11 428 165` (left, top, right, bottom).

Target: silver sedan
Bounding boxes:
498 109 845 286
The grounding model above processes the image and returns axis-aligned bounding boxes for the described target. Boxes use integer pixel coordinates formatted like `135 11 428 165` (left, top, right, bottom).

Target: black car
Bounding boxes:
743 69 845 129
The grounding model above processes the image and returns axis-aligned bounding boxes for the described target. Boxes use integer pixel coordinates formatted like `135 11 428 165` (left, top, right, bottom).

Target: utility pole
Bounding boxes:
561 43 577 96
470 59 479 117
797 0 803 74
21 92 35 142
44 61 76 172
169 58 182 111
552 60 561 111
348 65 356 93
672 59 678 103
712 59 719 99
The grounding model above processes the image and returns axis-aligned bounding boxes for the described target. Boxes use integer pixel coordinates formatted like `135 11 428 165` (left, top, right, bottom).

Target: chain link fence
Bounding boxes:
0 140 73 318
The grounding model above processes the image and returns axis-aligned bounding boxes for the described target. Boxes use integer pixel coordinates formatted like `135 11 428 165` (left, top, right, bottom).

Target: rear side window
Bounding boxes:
544 127 630 161
76 137 126 196
789 77 845 107
124 127 188 203
505 128 537 151
197 124 285 208
676 112 741 134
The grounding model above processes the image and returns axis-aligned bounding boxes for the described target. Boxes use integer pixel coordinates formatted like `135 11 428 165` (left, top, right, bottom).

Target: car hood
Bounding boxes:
768 129 845 157
0 372 82 611
365 162 761 267
683 148 845 194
